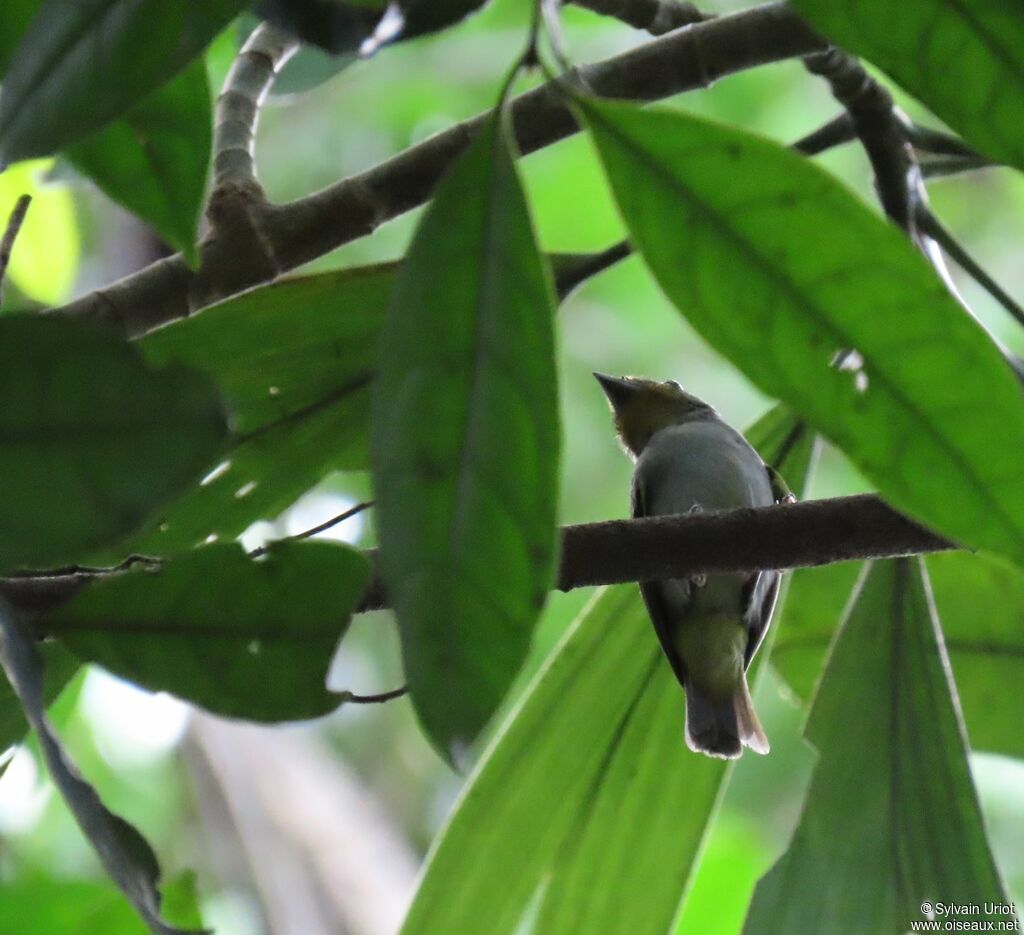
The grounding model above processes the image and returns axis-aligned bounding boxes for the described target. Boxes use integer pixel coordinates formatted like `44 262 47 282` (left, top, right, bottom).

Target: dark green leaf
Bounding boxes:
745 559 1013 934
401 408 816 934
789 0 1024 173
583 99 1024 568
67 59 211 264
773 552 1024 759
130 265 392 553
0 605 201 935
48 542 369 721
0 0 40 74
372 114 560 759
0 0 248 163
0 316 228 570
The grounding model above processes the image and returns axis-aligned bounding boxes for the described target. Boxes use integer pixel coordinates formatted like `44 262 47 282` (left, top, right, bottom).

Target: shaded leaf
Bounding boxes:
130 265 393 553
583 99 1024 568
256 0 488 54
0 0 41 74
67 59 211 264
47 542 369 721
0 316 228 571
0 0 248 163
745 560 1013 934
401 408 816 934
371 114 560 759
773 552 1024 760
0 604 203 935
789 0 1024 173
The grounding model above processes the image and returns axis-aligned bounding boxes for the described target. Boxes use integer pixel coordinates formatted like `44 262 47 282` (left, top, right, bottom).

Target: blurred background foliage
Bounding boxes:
1 0 1023 932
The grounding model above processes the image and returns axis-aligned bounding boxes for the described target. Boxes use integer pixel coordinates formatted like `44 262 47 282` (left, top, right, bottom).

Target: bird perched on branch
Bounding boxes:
595 373 792 758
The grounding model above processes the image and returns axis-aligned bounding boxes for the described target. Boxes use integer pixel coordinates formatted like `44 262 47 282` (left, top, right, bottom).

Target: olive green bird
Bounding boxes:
595 373 792 759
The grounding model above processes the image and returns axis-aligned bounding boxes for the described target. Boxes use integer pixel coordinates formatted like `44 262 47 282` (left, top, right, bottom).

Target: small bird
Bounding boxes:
595 373 791 758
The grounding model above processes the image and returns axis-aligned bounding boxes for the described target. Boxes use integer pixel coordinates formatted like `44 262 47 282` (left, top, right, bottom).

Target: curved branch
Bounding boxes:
53 2 825 337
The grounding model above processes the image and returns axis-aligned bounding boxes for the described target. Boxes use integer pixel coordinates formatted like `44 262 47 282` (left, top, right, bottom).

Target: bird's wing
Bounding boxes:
632 470 690 687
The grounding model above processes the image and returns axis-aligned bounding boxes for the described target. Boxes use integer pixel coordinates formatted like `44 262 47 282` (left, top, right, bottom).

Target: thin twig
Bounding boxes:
0 194 31 305
339 686 408 704
248 501 374 558
791 112 856 155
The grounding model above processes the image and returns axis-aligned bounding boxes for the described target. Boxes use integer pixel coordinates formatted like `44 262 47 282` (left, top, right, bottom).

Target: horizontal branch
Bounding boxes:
4 495 955 625
356 494 955 611
53 2 825 336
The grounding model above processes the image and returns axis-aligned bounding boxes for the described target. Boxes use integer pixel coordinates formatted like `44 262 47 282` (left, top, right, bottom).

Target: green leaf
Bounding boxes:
401 408 817 935
773 552 1024 760
0 877 153 935
47 542 369 721
0 315 228 571
130 265 393 553
788 0 1024 173
0 606 200 935
0 640 79 754
0 0 41 74
371 114 560 759
745 559 1013 933
583 99 1024 567
0 0 248 163
67 59 211 264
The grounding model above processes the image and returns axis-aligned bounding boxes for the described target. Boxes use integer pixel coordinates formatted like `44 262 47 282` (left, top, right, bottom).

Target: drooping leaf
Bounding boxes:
401 408 816 934
0 0 248 163
0 640 79 755
47 542 369 721
745 560 1013 934
129 265 393 553
789 0 1024 174
583 99 1024 568
371 113 560 759
67 59 212 264
0 315 228 571
773 552 1024 760
0 604 203 935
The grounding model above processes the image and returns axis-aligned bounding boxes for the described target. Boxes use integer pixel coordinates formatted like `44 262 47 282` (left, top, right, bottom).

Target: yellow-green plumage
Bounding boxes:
595 372 784 758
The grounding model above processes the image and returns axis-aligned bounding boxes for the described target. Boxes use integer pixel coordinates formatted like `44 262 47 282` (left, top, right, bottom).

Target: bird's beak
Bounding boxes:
593 372 636 409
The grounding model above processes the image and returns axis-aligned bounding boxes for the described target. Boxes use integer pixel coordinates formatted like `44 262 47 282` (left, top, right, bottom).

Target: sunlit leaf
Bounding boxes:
773 552 1024 760
789 0 1024 173
67 59 211 264
0 606 201 935
583 99 1024 568
0 0 248 163
47 542 369 721
0 159 79 304
745 560 1013 934
0 316 228 570
0 877 152 935
371 113 560 759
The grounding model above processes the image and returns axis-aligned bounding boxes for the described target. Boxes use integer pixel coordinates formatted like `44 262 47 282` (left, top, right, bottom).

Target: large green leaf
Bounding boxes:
773 552 1024 759
745 560 1013 934
371 114 560 759
0 0 40 73
67 59 211 265
47 542 369 721
789 1 1024 174
129 266 393 553
0 0 247 163
401 408 817 935
583 99 1024 567
0 315 228 571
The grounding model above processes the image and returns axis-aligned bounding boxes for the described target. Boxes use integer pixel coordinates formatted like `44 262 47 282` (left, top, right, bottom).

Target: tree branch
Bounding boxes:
52 2 825 337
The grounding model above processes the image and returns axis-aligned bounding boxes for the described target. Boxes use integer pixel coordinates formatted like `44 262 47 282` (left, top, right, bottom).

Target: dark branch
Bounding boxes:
0 194 31 304
53 3 825 336
6 494 956 624
355 494 955 612
567 0 707 34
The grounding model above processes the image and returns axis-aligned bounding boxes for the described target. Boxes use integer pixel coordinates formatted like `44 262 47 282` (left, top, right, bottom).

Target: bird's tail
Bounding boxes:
684 676 769 759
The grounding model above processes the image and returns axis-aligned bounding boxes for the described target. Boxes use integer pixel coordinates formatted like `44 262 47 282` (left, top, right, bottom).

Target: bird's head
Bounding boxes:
594 372 717 458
